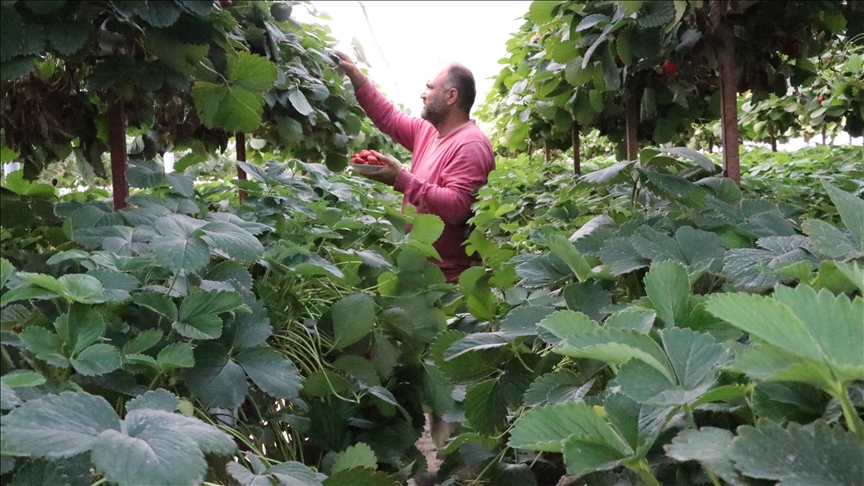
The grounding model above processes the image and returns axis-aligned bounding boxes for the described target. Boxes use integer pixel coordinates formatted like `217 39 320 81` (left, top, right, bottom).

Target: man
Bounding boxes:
333 52 495 282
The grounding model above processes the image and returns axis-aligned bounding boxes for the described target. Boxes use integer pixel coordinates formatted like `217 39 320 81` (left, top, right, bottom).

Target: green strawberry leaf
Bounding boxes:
125 389 179 413
331 293 375 350
331 442 377 475
643 260 691 328
1 391 121 458
157 342 195 371
508 402 631 454
236 346 302 399
731 421 864 485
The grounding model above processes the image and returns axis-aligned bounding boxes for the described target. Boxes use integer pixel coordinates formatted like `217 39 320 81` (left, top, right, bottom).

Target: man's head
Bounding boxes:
421 63 476 126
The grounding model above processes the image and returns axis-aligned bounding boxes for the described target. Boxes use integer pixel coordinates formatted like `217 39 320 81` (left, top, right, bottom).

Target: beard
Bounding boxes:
421 96 446 127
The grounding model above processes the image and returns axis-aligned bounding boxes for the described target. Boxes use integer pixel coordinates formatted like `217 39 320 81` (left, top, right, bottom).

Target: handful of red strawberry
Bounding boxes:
351 150 385 166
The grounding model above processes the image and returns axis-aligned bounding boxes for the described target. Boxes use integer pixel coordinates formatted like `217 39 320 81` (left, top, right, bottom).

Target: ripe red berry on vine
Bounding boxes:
219 0 232 7
662 60 678 77
818 96 824 102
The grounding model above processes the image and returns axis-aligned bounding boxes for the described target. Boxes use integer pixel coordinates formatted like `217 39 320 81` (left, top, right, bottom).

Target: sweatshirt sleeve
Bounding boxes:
394 140 493 226
355 80 427 152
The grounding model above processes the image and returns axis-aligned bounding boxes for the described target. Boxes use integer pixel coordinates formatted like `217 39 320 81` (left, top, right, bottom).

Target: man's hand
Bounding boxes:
360 151 402 186
331 51 366 90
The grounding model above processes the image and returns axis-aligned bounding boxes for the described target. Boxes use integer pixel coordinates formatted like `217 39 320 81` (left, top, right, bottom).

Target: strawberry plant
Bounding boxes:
429 144 864 485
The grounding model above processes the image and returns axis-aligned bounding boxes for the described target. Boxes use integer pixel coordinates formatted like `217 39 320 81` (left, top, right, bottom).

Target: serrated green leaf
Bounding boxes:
92 409 235 486
545 317 675 383
236 346 302 399
149 233 210 272
122 329 163 355
660 147 717 172
322 468 398 486
662 328 728 391
0 257 13 290
206 259 255 291
665 427 745 486
604 307 656 333
17 272 66 296
538 309 598 344
408 213 445 245
535 231 592 281
133 292 178 321
331 293 375 350
228 51 277 92
443 333 510 360
58 274 106 303
644 260 690 328
1 371 46 389
157 342 195 371
421 360 454 416
515 253 573 288
499 305 555 338
198 221 264 262
731 422 864 485
179 288 244 321
803 219 861 258
288 87 314 116
174 315 223 340
430 330 496 383
135 1 181 27
126 389 179 413
1 391 121 458
0 381 21 410
722 236 812 292
0 6 26 62
824 182 864 250
772 285 864 376
331 442 377 475
598 236 650 276
71 344 121 376
56 304 105 355
225 299 272 350
833 261 864 294
183 343 247 409
19 326 67 367
603 391 671 455
193 81 265 133
509 402 631 454
524 370 592 407
706 287 864 391
228 459 326 486
563 281 612 323
562 434 628 477
619 328 728 406
465 379 508 435
333 355 381 387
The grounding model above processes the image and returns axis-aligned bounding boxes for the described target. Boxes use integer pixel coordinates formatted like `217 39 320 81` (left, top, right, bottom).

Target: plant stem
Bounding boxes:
683 404 698 429
632 459 663 486
148 372 162 390
838 387 864 442
90 478 107 486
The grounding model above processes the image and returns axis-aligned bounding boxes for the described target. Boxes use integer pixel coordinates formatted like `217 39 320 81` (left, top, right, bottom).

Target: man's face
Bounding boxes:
420 69 452 126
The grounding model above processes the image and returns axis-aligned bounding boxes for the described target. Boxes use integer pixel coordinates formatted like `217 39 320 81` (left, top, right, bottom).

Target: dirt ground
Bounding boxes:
407 413 443 486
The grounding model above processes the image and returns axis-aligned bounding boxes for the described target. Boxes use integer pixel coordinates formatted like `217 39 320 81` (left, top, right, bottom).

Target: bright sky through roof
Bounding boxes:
298 1 533 117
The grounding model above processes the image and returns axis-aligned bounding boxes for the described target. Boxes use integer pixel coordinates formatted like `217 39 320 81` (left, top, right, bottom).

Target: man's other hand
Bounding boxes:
331 51 366 90
361 151 402 186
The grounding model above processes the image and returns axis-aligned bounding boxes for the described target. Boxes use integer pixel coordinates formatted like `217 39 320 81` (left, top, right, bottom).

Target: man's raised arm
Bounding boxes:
331 51 425 152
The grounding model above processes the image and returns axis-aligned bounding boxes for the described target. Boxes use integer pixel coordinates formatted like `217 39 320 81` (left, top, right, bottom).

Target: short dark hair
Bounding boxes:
444 63 476 114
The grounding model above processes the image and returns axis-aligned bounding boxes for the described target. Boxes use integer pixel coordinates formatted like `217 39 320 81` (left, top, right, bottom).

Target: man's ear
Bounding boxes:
447 87 459 107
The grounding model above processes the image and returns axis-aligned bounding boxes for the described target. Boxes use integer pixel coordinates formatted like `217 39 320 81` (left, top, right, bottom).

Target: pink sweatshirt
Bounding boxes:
355 81 495 282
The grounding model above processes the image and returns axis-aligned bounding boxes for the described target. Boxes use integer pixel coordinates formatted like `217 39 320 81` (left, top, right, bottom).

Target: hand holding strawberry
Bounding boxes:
350 149 386 166
350 150 402 186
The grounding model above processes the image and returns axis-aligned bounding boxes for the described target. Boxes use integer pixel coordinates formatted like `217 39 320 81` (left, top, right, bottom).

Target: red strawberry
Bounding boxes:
662 60 678 77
